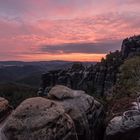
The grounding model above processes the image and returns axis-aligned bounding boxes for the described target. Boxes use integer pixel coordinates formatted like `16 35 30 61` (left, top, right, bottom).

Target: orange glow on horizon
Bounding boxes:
19 53 106 62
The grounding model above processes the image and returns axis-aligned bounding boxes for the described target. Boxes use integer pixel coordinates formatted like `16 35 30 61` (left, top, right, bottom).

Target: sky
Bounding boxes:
0 0 140 62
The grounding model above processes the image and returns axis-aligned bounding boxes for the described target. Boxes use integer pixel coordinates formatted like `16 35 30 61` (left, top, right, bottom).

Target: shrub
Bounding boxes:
119 56 140 94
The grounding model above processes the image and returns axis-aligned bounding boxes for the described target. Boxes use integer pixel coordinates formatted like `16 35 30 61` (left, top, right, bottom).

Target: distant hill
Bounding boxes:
0 61 96 87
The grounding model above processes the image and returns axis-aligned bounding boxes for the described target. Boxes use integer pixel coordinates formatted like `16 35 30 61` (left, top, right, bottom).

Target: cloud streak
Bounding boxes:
41 40 121 54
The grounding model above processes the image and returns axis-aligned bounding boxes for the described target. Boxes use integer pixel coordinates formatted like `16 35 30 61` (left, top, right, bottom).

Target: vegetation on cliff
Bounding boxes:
119 56 140 94
106 56 140 120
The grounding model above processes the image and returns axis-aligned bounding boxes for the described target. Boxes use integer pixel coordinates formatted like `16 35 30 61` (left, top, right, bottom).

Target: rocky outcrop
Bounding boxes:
48 85 105 140
0 97 12 122
92 51 122 96
38 51 122 97
38 63 88 96
3 86 105 140
3 97 78 140
38 35 140 97
105 97 140 140
104 37 140 140
121 35 140 59
105 114 140 140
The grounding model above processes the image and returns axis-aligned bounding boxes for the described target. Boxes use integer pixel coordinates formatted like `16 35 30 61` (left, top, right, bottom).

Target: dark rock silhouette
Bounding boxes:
121 35 140 59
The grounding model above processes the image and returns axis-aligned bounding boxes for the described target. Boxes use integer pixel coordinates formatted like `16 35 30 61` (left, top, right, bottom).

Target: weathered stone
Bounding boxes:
105 96 140 140
3 97 78 140
0 97 12 122
38 51 122 97
48 85 105 140
0 98 9 112
105 114 140 140
3 86 105 140
48 85 74 100
121 35 140 59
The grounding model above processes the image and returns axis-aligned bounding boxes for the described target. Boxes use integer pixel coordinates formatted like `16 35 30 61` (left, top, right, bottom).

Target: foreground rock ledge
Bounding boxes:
3 97 77 140
105 112 140 140
48 85 105 140
3 85 105 140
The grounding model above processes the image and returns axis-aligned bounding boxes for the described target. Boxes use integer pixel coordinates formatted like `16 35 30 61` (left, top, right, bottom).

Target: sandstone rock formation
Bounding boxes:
48 85 105 140
3 97 78 140
38 51 122 97
0 97 12 122
38 35 140 97
3 86 105 140
105 97 140 140
121 35 140 59
105 113 140 140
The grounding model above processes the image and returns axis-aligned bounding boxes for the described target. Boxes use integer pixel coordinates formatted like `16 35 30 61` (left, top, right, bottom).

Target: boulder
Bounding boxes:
48 85 105 140
3 97 78 140
48 85 74 99
0 97 12 122
105 111 140 140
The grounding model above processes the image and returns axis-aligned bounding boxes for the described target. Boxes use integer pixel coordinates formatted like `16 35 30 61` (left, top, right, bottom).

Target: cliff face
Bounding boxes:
38 35 140 97
105 90 140 140
121 35 140 59
38 52 122 97
92 51 122 96
104 36 140 140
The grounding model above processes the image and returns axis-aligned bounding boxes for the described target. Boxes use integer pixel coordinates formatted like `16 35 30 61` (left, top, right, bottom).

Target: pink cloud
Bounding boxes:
0 0 140 61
